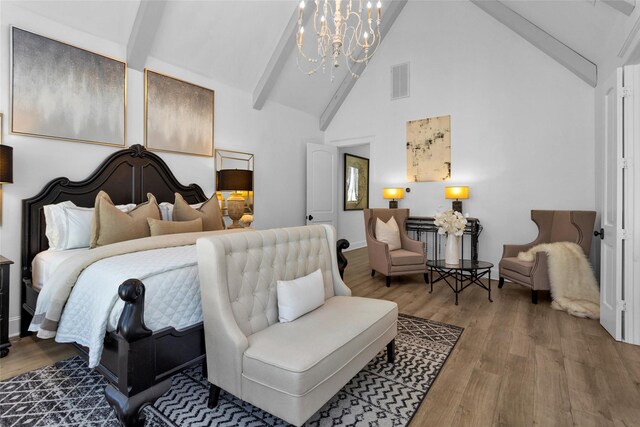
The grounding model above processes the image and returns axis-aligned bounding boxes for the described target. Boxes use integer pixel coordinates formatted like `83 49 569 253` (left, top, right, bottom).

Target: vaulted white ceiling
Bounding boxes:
7 0 640 127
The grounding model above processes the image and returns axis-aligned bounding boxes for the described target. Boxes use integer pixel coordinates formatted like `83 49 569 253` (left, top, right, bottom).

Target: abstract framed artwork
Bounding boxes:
344 153 369 211
11 27 126 147
406 115 451 182
145 69 214 157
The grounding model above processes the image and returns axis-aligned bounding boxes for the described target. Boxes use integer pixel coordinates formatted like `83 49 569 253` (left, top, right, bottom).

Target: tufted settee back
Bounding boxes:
197 225 350 337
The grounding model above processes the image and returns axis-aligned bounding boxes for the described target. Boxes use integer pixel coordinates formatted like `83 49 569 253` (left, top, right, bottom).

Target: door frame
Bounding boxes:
328 135 376 251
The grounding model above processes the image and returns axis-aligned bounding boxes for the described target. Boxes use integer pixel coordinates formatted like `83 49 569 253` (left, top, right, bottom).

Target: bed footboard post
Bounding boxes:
104 279 170 427
337 239 350 279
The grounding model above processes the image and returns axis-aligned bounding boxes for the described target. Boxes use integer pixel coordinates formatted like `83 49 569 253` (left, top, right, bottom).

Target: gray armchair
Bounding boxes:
364 208 428 287
498 210 596 303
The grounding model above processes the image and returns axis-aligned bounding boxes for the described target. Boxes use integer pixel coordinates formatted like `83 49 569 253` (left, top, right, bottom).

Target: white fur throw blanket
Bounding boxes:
518 242 600 319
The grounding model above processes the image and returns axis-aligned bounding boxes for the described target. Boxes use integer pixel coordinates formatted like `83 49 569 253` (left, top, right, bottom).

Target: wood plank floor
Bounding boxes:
2 247 639 426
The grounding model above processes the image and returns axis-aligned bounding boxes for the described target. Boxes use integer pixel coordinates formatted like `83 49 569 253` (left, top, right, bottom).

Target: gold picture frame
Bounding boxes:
145 69 214 157
215 149 254 216
10 26 127 147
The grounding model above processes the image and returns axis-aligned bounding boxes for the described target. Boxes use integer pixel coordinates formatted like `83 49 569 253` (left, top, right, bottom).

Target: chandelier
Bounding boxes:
296 0 382 80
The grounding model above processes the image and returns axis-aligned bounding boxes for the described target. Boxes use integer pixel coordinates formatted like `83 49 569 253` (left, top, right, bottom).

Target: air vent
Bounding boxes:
391 62 410 100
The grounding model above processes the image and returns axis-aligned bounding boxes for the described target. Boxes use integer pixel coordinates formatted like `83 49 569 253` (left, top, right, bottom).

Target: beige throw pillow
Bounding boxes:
90 191 161 248
375 216 401 251
148 217 203 236
173 193 225 231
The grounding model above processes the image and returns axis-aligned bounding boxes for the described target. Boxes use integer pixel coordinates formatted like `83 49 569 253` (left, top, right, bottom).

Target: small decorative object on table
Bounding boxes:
240 214 254 228
434 209 467 265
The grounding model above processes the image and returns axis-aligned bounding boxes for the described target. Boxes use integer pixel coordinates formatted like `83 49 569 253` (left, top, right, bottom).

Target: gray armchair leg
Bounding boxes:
498 277 505 288
386 276 391 287
208 383 221 409
387 339 395 364
531 290 538 304
371 270 375 277
423 273 430 284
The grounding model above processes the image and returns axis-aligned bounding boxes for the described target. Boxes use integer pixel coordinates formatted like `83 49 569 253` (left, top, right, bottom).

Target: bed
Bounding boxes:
21 144 350 427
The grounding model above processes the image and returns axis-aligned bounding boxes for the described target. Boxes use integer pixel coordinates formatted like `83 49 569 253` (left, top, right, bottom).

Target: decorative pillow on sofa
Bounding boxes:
375 216 401 251
173 193 225 231
90 191 161 248
44 201 136 250
148 217 203 236
276 269 325 323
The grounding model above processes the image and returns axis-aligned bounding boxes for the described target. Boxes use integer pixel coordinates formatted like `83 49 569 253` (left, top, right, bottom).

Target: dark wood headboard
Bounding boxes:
22 144 208 281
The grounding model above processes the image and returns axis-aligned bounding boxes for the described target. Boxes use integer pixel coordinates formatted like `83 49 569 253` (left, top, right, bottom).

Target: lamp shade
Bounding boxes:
383 188 404 200
445 186 469 200
0 145 13 184
217 169 253 191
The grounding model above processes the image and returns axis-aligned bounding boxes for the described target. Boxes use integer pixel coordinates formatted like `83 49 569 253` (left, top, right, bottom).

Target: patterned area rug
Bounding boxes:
0 314 462 427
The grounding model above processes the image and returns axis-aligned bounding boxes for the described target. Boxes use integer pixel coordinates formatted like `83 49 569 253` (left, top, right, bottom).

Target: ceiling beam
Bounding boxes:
319 0 408 131
471 0 597 87
252 5 314 110
602 0 635 16
127 0 167 71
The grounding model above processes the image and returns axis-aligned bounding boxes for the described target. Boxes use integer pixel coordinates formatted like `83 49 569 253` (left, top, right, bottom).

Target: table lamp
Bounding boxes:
445 186 468 213
383 188 404 209
217 169 253 229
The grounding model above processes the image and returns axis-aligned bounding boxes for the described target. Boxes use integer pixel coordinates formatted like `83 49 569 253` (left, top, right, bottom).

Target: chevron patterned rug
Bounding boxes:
0 314 462 427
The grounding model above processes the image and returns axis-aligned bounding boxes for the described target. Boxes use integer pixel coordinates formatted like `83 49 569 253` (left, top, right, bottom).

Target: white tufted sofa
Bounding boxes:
196 224 398 426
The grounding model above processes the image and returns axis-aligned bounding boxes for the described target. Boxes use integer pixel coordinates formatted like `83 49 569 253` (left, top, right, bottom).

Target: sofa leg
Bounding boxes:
371 269 375 277
386 276 391 287
208 383 221 409
423 273 430 284
531 290 538 305
387 339 395 364
498 277 505 289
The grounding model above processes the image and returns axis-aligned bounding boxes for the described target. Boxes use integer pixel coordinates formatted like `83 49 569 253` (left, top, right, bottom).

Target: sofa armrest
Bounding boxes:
197 237 249 398
321 225 353 297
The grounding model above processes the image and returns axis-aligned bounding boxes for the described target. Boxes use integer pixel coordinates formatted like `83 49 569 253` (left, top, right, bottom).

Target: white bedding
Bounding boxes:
32 249 89 291
54 244 202 368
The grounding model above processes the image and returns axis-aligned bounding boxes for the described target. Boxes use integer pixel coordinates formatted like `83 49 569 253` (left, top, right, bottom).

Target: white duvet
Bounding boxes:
55 244 203 368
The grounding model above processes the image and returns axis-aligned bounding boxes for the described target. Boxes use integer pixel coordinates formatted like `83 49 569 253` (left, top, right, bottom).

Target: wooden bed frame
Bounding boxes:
21 144 349 427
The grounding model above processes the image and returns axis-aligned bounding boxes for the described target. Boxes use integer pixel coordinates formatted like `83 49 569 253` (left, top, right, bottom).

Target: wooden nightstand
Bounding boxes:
0 255 14 358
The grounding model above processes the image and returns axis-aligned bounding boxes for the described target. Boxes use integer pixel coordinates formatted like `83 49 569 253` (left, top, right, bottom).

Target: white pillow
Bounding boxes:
44 201 136 250
158 202 205 222
375 216 401 251
63 206 94 249
44 201 76 250
277 269 325 323
159 202 174 221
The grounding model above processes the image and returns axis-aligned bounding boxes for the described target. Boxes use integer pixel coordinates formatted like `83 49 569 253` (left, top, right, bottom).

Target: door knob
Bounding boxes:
308 215 314 221
594 229 604 240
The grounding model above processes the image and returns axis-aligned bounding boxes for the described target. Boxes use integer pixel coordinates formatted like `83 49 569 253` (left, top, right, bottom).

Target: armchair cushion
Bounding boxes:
375 217 401 250
390 249 425 266
242 296 397 397
500 257 534 276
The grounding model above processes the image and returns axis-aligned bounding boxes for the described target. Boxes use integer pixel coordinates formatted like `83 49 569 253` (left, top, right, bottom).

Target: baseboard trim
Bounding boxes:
344 241 366 251
9 316 20 338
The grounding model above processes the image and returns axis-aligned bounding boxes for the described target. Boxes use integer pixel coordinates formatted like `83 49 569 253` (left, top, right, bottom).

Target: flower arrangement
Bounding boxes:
434 209 467 236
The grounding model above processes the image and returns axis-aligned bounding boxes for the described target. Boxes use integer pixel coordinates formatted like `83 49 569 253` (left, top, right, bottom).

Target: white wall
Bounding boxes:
338 143 370 249
324 1 596 269
0 2 323 336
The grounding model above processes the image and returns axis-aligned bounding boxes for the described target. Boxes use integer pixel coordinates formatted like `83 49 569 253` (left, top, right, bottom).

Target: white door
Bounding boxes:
600 68 625 340
306 143 338 227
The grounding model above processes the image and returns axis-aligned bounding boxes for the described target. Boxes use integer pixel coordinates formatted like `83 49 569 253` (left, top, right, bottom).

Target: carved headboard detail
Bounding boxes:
22 144 208 280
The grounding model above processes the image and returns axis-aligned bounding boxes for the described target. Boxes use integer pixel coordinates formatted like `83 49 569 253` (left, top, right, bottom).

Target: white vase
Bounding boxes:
445 234 460 265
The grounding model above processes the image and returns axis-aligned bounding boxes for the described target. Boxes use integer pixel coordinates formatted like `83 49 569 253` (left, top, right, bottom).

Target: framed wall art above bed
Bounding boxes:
11 27 126 147
144 69 214 157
